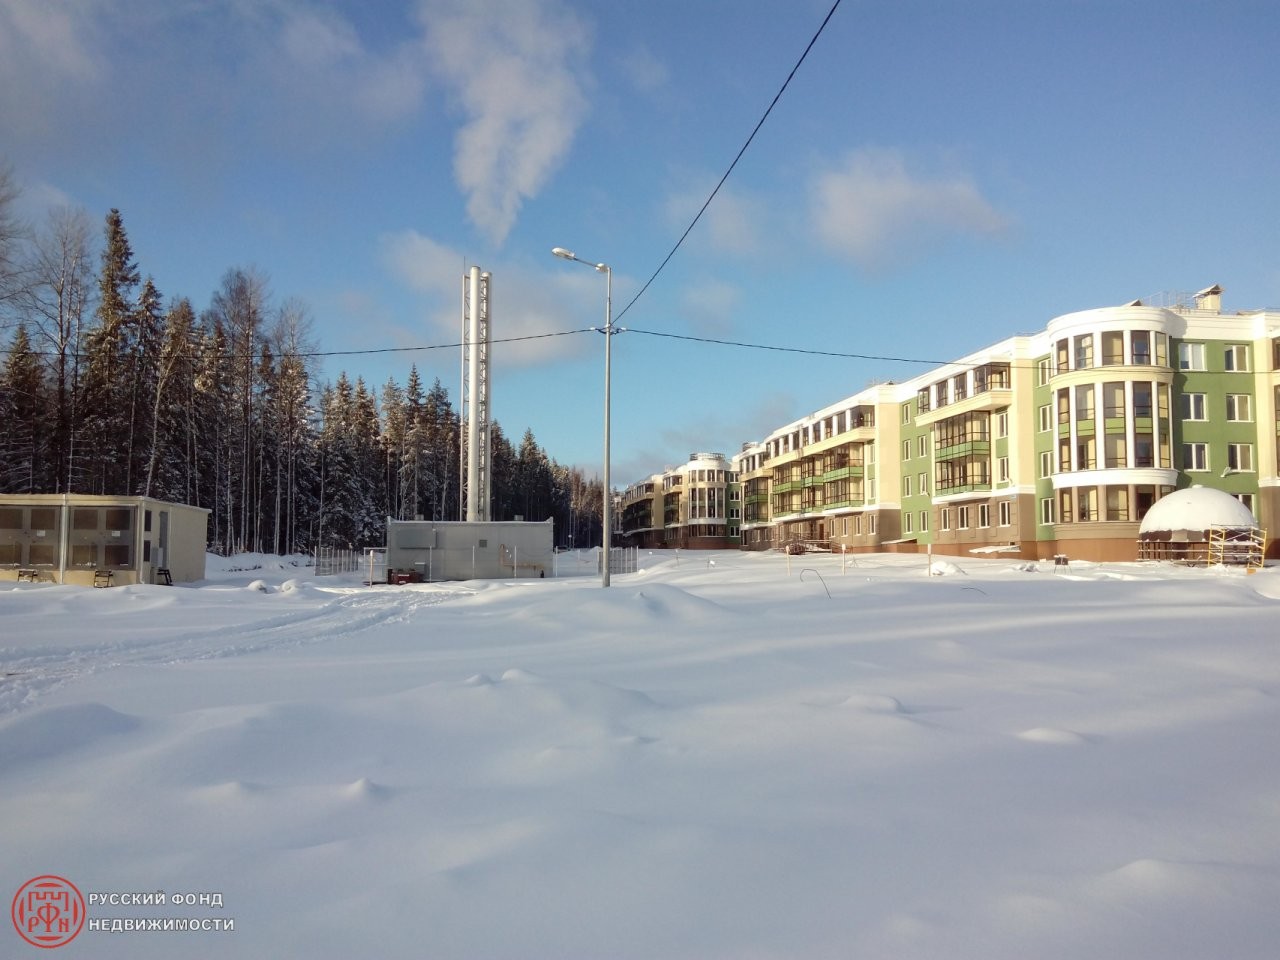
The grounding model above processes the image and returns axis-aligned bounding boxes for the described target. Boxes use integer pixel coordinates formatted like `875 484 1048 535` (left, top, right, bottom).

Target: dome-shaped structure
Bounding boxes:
1138 485 1258 537
1138 485 1263 565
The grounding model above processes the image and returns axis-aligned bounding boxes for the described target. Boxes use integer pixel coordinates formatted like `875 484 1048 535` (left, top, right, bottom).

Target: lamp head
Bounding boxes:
551 247 575 261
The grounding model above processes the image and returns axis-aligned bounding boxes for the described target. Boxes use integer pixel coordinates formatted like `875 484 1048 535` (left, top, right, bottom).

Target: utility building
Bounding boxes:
385 519 554 581
0 494 209 585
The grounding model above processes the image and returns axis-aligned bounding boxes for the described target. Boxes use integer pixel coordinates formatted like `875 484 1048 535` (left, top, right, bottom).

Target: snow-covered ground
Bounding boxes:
3 550 1279 958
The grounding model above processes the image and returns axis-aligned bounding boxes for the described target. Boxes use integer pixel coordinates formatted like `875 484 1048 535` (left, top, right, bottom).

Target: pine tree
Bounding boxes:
79 208 140 493
0 325 46 492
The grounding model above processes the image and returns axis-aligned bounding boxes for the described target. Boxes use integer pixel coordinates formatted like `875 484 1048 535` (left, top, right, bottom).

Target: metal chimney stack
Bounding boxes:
460 266 491 522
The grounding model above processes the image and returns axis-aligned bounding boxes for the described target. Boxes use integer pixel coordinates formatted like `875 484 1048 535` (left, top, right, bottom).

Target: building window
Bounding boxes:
1074 334 1093 369
1224 345 1250 372
918 472 928 495
1131 331 1152 365
918 435 928 457
1226 394 1252 422
903 439 911 461
1075 384 1095 421
1178 342 1206 371
1234 493 1256 514
1037 358 1051 385
853 514 862 535
958 506 971 529
1227 443 1253 472
978 503 990 528
868 514 877 535
1077 487 1098 522
1101 331 1124 365
1040 498 1055 525
1183 442 1208 472
940 509 950 531
920 511 928 532
903 512 913 534
997 456 1009 483
998 501 1012 526
1106 486 1129 521
1038 404 1051 432
996 411 1009 438
902 475 912 497
1105 434 1127 468
1039 451 1052 478
902 402 912 424
1181 393 1206 421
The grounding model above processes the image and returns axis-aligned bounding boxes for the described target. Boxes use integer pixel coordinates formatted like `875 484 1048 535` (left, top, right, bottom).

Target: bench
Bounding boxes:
17 569 38 583
156 568 172 585
93 569 113 588
1052 554 1069 572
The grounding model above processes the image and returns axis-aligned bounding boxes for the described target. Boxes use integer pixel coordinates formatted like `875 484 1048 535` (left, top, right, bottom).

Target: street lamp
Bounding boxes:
552 246 614 587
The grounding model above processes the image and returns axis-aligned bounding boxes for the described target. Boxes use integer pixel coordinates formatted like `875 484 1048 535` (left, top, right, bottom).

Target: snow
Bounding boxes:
3 550 1280 958
1138 484 1259 534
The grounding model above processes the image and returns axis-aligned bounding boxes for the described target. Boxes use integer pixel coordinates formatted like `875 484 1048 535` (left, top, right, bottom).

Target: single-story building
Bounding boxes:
385 519 555 581
0 494 209 585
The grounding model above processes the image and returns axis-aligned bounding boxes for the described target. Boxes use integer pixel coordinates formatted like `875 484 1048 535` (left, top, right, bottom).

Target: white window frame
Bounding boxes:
1224 344 1250 372
940 508 951 531
998 500 1012 526
978 503 990 528
919 510 928 533
996 411 1009 438
1037 358 1051 386
1181 393 1207 421
1038 405 1051 432
1039 451 1052 479
903 439 911 461
1227 443 1254 472
997 456 1010 484
1040 497 1056 525
1178 342 1206 371
918 435 928 457
1183 442 1208 472
958 505 971 530
1226 394 1252 422
902 475 911 497
903 511 913 534
918 472 928 496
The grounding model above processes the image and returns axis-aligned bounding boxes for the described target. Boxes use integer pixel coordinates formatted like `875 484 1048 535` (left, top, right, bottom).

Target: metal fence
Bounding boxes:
314 547 387 582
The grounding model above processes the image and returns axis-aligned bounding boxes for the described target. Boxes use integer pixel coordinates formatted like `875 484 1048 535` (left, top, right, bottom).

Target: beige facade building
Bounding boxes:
0 494 209 585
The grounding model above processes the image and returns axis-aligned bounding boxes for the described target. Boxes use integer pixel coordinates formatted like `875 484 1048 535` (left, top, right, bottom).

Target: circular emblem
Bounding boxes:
11 876 85 949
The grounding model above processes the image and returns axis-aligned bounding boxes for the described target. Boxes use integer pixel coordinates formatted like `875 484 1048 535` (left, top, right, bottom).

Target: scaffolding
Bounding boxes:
1206 525 1266 570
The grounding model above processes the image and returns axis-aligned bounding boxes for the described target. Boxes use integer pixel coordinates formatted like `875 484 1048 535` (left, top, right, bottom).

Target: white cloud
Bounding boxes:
0 0 104 139
811 148 1010 269
380 228 595 368
417 0 591 246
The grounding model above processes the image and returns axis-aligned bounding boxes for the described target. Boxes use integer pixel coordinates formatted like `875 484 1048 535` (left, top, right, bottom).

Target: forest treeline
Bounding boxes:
0 169 604 554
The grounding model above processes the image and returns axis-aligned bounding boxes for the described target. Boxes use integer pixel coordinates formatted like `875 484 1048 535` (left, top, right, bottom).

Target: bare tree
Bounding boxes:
0 161 31 325
23 206 95 491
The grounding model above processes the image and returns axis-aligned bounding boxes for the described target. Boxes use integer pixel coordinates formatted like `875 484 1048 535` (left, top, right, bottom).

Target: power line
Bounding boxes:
626 326 959 367
1 328 596 363
613 0 844 324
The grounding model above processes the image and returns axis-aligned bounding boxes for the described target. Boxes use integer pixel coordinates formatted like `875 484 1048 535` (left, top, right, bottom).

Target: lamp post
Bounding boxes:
552 246 613 587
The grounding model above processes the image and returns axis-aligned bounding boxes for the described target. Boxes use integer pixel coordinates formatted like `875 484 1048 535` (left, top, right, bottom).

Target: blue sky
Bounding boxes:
3 0 1278 484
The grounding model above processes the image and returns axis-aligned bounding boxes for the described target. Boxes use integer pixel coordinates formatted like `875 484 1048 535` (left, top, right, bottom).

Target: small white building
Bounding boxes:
0 494 210 585
385 519 555 581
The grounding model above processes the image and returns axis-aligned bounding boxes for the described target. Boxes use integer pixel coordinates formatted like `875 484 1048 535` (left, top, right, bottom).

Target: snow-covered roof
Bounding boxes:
1138 485 1258 537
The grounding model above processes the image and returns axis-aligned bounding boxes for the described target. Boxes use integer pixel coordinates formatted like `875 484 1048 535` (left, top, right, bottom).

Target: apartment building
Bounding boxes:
618 452 741 550
627 285 1279 562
